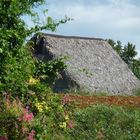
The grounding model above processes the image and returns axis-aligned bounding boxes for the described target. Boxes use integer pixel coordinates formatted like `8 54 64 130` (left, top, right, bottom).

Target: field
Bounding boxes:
60 94 140 108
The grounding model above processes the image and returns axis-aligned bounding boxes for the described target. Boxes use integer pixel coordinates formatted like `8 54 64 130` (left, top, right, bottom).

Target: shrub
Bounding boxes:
0 0 69 98
0 94 35 140
0 93 75 140
31 94 75 139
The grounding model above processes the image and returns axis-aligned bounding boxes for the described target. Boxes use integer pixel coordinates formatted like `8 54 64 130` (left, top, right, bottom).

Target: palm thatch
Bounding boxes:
32 33 140 95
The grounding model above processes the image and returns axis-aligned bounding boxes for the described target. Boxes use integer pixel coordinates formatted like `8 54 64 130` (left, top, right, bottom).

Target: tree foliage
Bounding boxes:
0 0 69 96
107 39 140 79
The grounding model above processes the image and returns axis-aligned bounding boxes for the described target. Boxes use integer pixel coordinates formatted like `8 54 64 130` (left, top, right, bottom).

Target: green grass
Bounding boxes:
65 104 140 140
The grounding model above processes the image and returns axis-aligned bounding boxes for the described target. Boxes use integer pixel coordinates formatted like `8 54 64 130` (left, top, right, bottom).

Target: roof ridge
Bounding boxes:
42 33 104 41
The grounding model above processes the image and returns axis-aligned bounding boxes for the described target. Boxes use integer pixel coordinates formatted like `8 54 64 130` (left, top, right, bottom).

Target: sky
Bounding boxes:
26 0 140 57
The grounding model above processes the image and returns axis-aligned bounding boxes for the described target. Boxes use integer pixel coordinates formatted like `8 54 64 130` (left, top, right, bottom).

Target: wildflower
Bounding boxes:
35 103 43 112
0 136 8 140
28 77 38 85
62 95 70 105
19 107 34 123
28 130 35 140
67 120 74 129
23 107 34 123
59 122 67 128
64 114 69 120
15 122 18 129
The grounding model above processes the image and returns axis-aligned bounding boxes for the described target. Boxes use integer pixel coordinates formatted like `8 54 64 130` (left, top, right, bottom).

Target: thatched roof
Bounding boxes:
32 33 140 95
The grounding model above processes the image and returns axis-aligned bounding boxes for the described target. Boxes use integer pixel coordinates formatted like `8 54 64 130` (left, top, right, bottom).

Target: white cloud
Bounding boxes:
45 0 140 56
116 17 140 31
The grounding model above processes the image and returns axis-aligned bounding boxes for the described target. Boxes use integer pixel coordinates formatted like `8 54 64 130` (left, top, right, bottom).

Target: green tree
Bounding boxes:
115 41 123 56
122 42 137 65
129 59 140 79
107 39 122 56
0 0 69 96
107 39 140 79
107 39 116 48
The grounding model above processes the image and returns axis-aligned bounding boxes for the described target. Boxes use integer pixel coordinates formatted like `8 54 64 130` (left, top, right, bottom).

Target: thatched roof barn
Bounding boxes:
32 33 140 95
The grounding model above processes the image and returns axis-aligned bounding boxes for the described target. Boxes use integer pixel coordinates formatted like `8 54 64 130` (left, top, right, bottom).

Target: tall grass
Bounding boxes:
67 104 140 140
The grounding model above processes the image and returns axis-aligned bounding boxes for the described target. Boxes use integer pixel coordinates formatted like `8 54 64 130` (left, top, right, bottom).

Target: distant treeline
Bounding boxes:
107 39 140 79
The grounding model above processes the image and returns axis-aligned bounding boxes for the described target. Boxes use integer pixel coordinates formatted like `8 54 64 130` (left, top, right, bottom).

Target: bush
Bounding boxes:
0 1 69 98
0 94 35 140
0 93 75 140
0 45 35 96
31 94 75 139
33 56 67 88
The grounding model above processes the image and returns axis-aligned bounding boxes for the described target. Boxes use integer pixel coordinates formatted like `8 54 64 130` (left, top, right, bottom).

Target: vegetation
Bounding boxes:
0 93 74 140
107 39 140 79
69 105 140 140
1 0 140 139
0 0 72 139
0 0 69 97
2 93 140 140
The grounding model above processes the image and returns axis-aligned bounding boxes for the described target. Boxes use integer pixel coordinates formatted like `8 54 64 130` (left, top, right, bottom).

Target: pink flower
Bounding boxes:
19 106 34 124
23 109 34 123
28 130 35 140
15 122 18 129
67 120 74 129
62 95 70 105
0 136 8 140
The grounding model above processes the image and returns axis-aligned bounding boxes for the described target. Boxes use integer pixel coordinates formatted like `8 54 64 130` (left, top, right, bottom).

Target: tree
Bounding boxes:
107 39 116 48
107 39 140 79
130 59 140 79
122 42 137 65
0 0 69 95
115 41 123 56
107 39 122 55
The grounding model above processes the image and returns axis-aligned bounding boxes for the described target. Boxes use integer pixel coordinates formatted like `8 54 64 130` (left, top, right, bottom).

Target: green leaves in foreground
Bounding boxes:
0 0 69 96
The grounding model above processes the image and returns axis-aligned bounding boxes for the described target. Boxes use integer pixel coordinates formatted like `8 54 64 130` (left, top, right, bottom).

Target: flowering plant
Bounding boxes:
30 94 75 139
0 95 35 140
